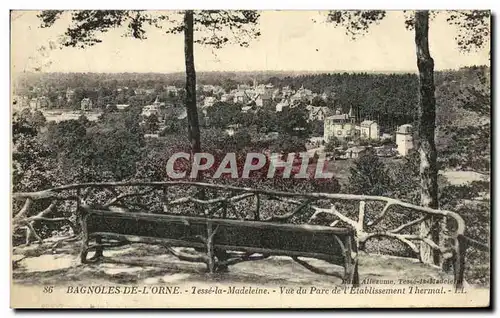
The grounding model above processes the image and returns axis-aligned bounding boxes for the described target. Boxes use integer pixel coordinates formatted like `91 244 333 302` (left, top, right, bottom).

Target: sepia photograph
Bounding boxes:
9 8 491 308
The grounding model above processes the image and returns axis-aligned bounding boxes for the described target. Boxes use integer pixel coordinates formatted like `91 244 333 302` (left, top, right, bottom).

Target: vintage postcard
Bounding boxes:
10 10 491 308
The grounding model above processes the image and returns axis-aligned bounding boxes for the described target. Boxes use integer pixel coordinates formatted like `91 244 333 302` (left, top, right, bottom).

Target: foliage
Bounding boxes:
144 114 159 134
327 10 386 38
324 137 340 153
38 10 261 50
205 102 241 128
347 149 391 196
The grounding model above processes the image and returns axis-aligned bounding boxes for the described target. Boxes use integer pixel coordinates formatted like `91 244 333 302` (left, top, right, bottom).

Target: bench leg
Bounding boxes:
80 236 104 264
214 249 229 272
87 236 104 263
79 234 90 264
343 238 360 287
344 263 359 286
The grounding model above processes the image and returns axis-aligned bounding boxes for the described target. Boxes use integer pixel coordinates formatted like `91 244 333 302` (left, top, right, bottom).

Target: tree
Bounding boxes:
324 137 341 153
347 149 392 196
31 110 47 130
38 10 261 156
281 107 311 137
144 114 159 134
326 10 490 265
311 95 327 106
206 101 240 128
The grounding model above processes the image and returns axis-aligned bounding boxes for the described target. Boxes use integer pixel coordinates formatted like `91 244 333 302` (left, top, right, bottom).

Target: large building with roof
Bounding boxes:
323 107 358 142
360 120 380 140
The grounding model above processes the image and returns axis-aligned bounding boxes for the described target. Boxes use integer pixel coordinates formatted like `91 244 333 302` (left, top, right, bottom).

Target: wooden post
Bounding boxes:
348 235 360 287
94 236 103 259
255 194 261 221
162 186 169 213
343 235 359 287
358 201 366 231
453 235 467 290
79 214 89 264
206 220 215 274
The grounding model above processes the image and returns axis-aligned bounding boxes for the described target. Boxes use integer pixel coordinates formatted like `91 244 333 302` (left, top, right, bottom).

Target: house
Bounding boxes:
276 99 290 112
381 133 393 140
323 107 358 142
177 110 187 120
141 105 159 117
236 84 251 90
282 86 294 98
28 96 50 110
221 93 234 102
396 124 414 156
344 146 367 159
374 146 395 157
272 89 281 101
292 85 315 103
29 98 38 110
66 89 75 103
134 88 155 95
80 98 93 111
261 131 280 141
165 86 178 96
233 91 249 104
141 96 163 117
241 105 253 113
307 136 325 148
116 104 130 110
203 96 217 108
360 120 380 140
255 92 272 107
202 85 216 93
306 106 331 121
290 94 303 106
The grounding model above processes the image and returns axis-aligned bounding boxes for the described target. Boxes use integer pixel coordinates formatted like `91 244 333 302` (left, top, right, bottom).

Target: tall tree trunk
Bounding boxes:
415 11 440 265
184 10 201 155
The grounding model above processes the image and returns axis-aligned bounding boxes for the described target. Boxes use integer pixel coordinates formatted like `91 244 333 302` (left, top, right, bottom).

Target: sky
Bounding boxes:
11 10 490 74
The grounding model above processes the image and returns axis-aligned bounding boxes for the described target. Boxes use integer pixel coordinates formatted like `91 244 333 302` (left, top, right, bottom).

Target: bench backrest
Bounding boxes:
84 210 354 264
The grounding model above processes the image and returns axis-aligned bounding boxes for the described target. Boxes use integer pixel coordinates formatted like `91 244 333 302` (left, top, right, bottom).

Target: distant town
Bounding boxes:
13 79 415 160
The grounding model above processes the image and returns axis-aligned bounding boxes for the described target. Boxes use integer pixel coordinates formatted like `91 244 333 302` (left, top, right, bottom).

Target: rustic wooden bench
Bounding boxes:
80 209 359 285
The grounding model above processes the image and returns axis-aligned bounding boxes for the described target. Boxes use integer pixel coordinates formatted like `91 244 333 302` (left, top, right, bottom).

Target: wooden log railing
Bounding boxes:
12 181 489 288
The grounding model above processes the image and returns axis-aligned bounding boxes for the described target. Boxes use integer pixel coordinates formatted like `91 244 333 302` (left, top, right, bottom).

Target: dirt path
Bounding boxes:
13 240 455 289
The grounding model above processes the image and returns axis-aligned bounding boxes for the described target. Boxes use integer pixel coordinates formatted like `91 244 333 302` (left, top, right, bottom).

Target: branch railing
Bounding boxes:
12 181 489 287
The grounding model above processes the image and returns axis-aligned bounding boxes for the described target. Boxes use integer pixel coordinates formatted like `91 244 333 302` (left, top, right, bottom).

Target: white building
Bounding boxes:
344 146 367 159
80 98 93 111
141 96 162 117
323 107 357 142
381 133 393 140
276 99 290 112
396 124 414 156
233 91 249 104
306 106 330 121
360 120 380 140
165 86 178 96
221 93 234 102
116 104 130 110
254 92 272 107
203 96 216 108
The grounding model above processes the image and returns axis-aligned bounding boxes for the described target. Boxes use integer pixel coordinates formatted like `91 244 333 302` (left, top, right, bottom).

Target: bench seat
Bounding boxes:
80 209 359 285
